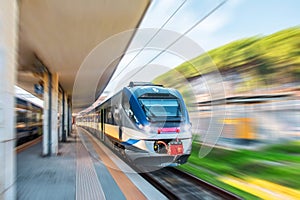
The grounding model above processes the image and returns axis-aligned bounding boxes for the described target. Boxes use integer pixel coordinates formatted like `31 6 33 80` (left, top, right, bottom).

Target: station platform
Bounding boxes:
17 127 166 200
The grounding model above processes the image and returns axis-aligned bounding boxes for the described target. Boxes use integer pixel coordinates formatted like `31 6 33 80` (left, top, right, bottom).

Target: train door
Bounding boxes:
96 111 100 135
100 109 105 141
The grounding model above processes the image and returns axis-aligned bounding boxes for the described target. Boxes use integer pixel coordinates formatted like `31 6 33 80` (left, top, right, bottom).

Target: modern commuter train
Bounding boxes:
15 97 43 146
77 82 192 167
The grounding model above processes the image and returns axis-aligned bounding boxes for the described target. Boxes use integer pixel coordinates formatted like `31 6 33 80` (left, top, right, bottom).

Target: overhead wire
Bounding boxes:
110 0 187 83
122 0 228 83
91 0 228 114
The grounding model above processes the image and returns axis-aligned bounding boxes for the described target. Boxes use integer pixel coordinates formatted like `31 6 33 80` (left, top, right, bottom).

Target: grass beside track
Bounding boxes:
177 140 300 199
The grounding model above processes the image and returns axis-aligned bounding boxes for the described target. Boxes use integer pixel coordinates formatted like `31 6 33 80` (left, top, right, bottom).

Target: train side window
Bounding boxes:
122 93 129 110
106 107 115 125
113 107 120 124
16 109 27 127
32 113 38 123
122 93 132 117
96 112 100 123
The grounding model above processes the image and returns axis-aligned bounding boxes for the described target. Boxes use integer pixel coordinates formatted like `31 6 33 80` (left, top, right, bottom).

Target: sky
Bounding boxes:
18 0 300 110
141 0 300 51
101 0 300 100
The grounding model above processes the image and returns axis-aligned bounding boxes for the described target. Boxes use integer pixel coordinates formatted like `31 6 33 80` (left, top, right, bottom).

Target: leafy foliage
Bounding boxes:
154 26 300 90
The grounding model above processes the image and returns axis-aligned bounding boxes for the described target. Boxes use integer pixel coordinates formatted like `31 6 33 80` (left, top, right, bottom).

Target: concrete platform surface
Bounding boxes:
17 139 76 200
17 129 166 200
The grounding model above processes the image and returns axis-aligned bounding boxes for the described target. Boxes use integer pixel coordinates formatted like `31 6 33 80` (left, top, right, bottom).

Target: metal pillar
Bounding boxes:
43 72 51 156
42 72 59 156
61 90 67 142
58 88 62 142
0 0 18 198
64 94 68 138
51 73 59 154
67 98 72 136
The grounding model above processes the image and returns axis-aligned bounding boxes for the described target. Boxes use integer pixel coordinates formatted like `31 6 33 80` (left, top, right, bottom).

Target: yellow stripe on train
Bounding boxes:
104 124 119 140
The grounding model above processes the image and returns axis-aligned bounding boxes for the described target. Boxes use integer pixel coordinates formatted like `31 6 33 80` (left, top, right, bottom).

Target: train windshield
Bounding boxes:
139 98 182 121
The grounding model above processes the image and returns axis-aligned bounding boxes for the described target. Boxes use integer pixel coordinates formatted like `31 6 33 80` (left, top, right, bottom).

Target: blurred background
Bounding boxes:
134 1 300 198
2 0 300 199
153 25 300 198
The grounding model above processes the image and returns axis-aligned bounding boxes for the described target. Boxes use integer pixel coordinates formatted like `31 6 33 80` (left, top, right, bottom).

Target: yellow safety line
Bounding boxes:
248 178 300 199
219 176 300 200
81 129 147 200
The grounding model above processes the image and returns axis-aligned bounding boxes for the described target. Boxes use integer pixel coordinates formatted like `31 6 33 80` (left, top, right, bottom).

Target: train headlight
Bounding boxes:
138 124 144 129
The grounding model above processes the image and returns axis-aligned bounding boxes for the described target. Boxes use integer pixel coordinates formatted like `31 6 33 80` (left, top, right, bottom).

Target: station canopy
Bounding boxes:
17 0 150 113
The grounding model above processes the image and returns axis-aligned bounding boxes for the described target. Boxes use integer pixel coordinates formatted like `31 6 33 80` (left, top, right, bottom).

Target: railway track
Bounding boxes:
86 128 241 199
140 167 241 200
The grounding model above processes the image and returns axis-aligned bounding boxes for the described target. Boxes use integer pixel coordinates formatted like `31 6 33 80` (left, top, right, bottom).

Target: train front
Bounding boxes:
121 83 192 168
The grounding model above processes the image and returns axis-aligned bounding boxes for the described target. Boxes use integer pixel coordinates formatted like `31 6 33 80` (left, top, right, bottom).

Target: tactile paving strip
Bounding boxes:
76 141 106 200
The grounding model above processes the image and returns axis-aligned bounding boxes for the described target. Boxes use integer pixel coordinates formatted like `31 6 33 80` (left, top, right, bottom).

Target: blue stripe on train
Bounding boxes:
123 88 149 125
121 139 140 146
